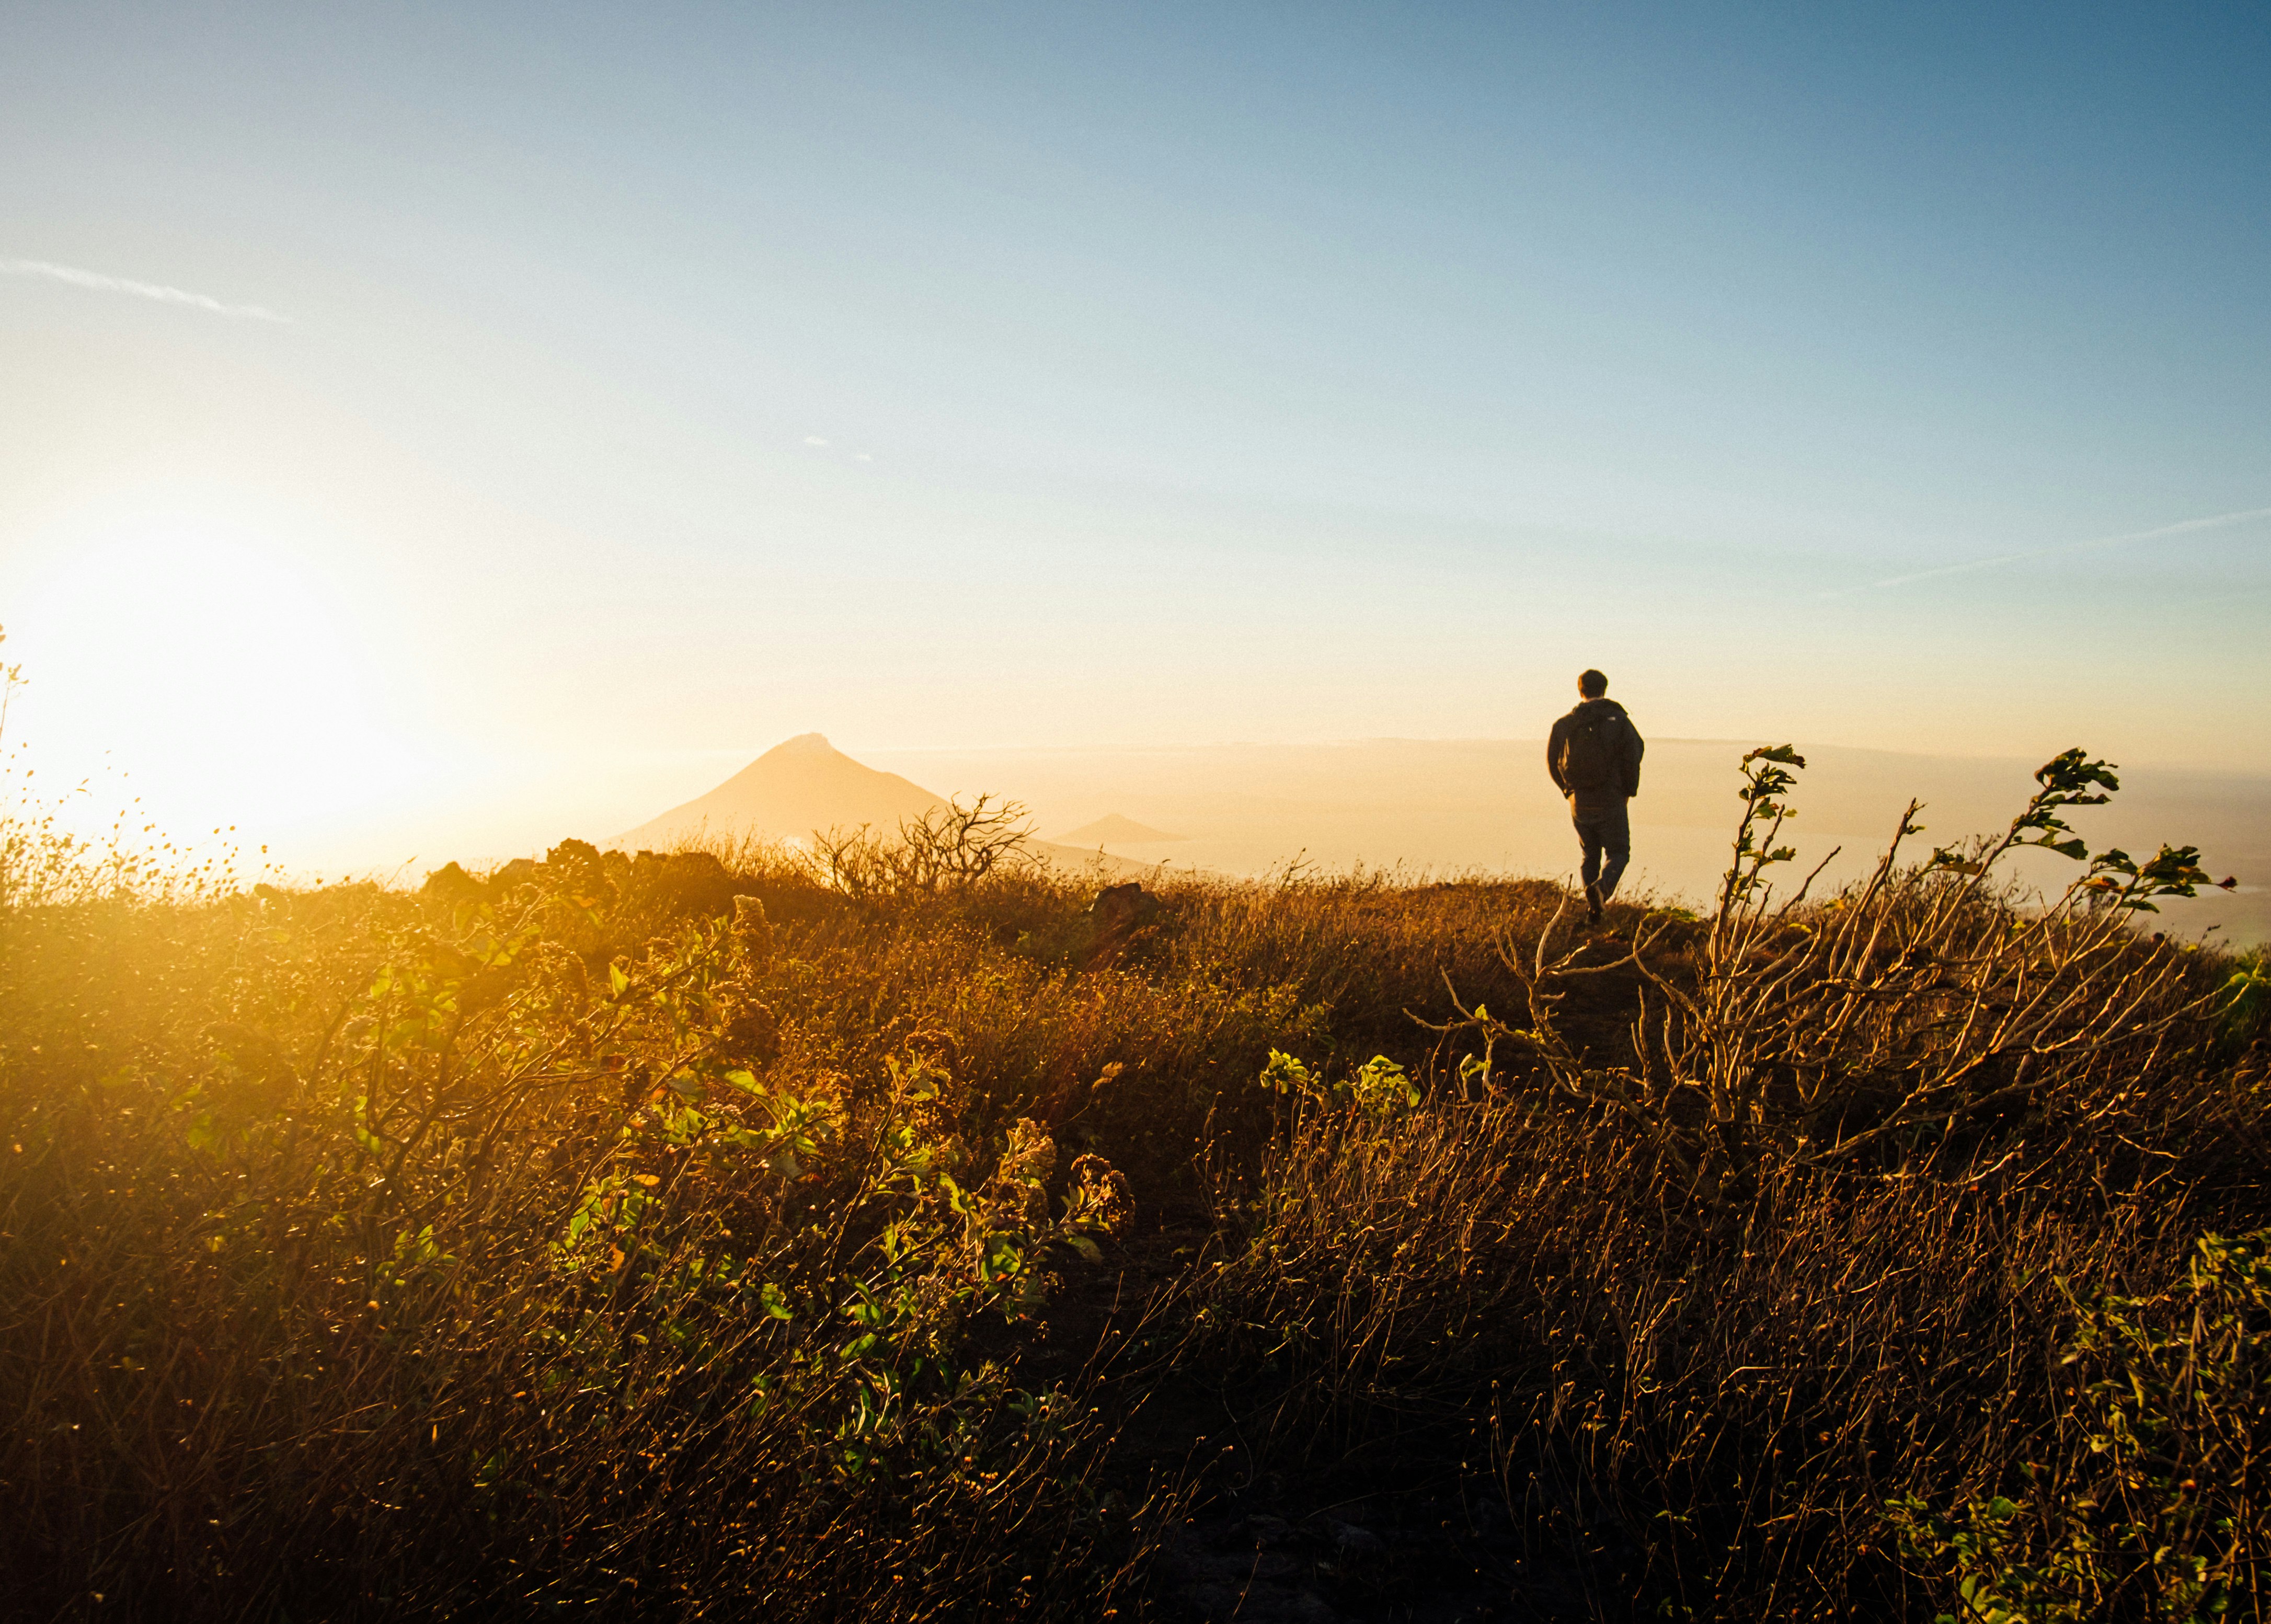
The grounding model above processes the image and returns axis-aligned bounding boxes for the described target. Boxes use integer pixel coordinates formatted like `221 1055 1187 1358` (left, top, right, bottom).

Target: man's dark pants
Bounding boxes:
1572 800 1631 909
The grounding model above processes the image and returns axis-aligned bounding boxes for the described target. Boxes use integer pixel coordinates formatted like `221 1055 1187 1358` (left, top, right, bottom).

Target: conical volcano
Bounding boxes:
613 733 945 849
1054 813 1188 846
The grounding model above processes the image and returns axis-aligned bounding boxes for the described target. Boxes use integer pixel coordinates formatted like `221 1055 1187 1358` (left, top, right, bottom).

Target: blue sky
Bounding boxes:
1 3 2265 860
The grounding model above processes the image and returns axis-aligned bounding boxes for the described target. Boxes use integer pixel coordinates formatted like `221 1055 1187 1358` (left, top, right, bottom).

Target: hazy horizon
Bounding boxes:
3 5 2266 884
26 722 2244 942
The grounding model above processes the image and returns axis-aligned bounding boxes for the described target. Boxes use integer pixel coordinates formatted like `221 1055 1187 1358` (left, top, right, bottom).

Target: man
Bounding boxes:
1547 669 1645 923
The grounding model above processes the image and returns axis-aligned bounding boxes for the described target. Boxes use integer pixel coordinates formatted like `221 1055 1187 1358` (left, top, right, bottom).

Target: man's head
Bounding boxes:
1577 669 1608 699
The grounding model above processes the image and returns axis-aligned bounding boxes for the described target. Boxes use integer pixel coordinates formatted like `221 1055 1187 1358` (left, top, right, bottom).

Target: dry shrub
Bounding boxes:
1178 746 2268 1619
1182 1053 2266 1616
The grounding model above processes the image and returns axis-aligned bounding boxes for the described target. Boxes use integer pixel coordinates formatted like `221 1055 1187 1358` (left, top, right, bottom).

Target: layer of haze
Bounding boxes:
1 3 2266 880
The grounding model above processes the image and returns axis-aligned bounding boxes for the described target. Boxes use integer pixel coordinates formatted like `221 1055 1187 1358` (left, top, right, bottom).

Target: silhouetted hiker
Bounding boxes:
1547 669 1645 923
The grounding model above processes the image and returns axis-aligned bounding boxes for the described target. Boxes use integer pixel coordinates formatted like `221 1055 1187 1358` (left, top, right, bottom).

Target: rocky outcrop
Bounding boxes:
1085 880 1166 969
419 843 742 920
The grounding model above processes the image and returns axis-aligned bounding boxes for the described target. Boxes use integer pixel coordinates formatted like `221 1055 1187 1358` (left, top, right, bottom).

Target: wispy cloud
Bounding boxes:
1825 504 2271 597
802 435 830 447
0 258 293 323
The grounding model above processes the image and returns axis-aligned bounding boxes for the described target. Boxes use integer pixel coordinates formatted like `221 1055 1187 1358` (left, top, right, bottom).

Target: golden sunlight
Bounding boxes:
12 521 431 844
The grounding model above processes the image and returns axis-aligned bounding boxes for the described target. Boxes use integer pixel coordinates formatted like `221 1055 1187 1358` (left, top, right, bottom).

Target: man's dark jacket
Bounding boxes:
1547 698 1645 812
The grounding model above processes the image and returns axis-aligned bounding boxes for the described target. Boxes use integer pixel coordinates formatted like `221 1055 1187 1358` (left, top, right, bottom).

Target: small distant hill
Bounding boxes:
1054 813 1188 846
612 733 944 850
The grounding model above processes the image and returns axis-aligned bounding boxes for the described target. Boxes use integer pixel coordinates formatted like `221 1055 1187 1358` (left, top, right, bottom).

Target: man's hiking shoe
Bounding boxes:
1584 882 1604 925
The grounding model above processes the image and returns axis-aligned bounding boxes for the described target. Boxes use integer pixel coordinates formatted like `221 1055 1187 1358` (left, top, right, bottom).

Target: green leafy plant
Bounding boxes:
1891 1229 2271 1621
2218 950 2269 1048
1257 1047 1418 1119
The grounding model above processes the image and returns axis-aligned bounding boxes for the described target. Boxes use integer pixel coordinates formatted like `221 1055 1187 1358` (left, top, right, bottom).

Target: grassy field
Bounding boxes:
4 745 2267 1621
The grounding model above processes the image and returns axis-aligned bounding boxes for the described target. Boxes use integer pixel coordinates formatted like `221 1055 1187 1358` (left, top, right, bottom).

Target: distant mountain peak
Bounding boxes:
1055 813 1188 846
611 732 941 849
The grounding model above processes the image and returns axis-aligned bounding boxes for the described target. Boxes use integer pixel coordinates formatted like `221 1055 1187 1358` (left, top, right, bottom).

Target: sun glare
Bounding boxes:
8 523 432 855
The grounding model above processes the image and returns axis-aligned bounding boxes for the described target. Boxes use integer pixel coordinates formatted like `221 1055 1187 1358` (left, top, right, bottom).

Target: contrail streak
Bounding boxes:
1825 504 2271 597
0 258 293 323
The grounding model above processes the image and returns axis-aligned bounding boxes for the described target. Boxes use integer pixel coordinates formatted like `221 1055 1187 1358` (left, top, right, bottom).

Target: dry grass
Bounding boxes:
3 744 2266 1620
1171 749 2266 1620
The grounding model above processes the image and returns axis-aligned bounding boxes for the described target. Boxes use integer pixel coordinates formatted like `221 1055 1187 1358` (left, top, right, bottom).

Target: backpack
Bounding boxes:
1559 709 1627 797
